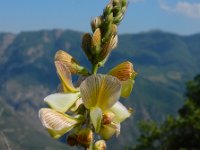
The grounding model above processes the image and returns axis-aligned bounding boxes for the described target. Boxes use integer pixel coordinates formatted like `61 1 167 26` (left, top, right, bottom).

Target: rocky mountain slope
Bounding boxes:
0 29 200 149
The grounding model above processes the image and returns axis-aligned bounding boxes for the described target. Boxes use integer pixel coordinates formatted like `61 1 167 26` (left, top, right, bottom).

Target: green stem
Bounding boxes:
92 64 99 74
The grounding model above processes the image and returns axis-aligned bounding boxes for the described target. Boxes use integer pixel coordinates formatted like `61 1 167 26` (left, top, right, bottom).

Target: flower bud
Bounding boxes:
91 28 102 54
55 50 87 75
103 4 113 17
94 140 106 150
82 33 93 61
91 17 102 32
113 0 120 6
77 128 93 147
99 35 118 62
112 6 121 17
67 134 77 146
122 0 128 7
106 12 113 23
110 24 118 35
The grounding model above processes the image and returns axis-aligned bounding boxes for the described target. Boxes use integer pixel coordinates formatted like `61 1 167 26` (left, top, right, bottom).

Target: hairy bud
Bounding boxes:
94 140 106 150
77 128 93 147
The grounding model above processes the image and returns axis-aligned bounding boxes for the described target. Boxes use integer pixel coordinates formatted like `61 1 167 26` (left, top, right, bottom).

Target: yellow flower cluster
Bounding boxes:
38 0 137 149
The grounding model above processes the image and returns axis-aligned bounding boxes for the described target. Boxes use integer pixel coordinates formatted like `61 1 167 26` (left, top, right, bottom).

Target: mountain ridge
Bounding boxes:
0 29 200 149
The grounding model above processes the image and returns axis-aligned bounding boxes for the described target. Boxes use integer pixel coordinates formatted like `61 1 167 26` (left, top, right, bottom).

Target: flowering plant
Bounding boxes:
39 0 137 149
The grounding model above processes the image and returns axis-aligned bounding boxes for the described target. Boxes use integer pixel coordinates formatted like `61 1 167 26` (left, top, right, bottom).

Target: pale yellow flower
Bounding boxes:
80 74 130 138
109 61 137 98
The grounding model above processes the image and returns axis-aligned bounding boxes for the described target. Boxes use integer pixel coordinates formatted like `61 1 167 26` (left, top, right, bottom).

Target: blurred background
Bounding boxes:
0 0 200 149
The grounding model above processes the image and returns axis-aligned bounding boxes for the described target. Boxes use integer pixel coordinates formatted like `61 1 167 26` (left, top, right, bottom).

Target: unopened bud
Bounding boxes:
113 0 120 6
103 4 113 16
106 12 113 23
77 128 93 147
112 6 121 17
122 0 128 7
91 17 102 32
94 140 106 150
67 134 77 146
82 33 93 61
55 50 87 74
113 13 124 24
110 24 118 35
99 35 117 62
121 6 127 14
91 28 102 54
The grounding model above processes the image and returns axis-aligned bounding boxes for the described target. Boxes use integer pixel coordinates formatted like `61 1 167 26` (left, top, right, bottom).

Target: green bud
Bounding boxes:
106 12 113 23
112 6 121 17
113 0 120 7
113 13 124 24
122 0 128 7
91 16 102 32
121 6 127 14
103 4 113 16
110 24 118 35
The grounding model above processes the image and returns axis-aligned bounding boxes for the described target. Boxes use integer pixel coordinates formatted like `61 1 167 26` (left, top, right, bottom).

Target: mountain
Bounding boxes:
0 29 200 149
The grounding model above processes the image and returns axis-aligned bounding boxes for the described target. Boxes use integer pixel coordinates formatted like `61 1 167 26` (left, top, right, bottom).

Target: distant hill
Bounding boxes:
0 29 200 149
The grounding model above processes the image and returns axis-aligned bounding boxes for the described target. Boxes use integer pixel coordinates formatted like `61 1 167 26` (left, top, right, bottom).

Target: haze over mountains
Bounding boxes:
0 29 200 149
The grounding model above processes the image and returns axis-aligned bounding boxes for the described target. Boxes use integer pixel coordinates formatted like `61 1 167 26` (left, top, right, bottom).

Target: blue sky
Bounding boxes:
1 0 200 35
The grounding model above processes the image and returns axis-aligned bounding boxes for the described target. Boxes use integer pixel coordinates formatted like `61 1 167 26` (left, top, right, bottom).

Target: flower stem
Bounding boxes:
92 64 98 74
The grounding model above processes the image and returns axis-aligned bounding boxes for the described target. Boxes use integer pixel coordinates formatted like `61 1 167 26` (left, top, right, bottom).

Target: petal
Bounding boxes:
55 61 78 92
109 61 136 81
70 98 83 112
44 93 80 113
109 102 131 123
80 74 121 110
90 107 102 133
121 79 135 98
39 108 81 139
99 122 120 140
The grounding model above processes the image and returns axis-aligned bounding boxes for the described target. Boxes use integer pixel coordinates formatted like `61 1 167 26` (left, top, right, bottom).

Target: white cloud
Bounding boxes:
159 0 200 19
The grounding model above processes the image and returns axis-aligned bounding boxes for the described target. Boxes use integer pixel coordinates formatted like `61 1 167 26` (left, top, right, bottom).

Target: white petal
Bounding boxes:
80 74 121 110
90 107 102 133
44 93 80 112
109 102 130 123
39 108 80 138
